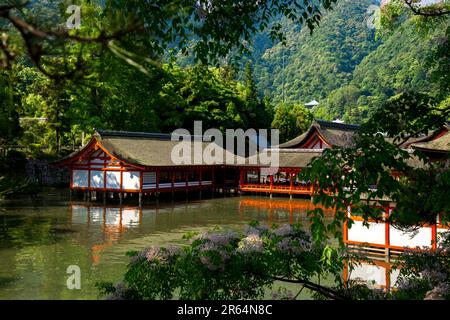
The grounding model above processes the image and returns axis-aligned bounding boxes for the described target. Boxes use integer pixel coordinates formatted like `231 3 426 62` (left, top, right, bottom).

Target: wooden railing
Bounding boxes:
240 183 314 195
344 206 449 252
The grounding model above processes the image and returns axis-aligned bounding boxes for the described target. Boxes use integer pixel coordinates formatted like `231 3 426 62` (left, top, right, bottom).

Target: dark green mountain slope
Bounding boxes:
313 17 449 123
249 0 381 105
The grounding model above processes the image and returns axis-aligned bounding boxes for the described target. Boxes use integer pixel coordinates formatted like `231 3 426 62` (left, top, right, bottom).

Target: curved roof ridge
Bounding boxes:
95 129 205 141
315 119 360 131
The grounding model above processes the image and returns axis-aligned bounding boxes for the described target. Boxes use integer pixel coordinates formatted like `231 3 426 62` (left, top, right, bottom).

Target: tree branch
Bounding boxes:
271 276 349 300
0 4 144 79
403 0 450 17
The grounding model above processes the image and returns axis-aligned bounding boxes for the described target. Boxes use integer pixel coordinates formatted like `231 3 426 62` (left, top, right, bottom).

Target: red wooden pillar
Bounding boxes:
70 166 74 190
270 175 274 191
289 172 293 191
120 168 123 191
239 169 245 188
431 224 437 250
88 166 91 191
156 170 160 191
103 156 107 191
343 205 350 244
343 262 349 288
171 171 175 190
385 268 391 293
385 207 390 248
343 219 348 244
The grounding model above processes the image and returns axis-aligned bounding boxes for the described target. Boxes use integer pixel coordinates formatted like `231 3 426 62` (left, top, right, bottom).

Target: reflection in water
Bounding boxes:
68 198 333 266
1 195 328 299
346 259 400 291
0 194 387 299
239 198 332 225
69 205 143 265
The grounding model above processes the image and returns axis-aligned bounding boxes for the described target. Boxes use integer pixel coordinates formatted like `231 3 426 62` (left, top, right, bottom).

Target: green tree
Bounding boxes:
0 71 20 150
272 103 313 142
0 0 339 78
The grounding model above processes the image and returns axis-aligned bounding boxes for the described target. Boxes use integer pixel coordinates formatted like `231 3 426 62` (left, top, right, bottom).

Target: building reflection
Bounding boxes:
345 258 400 291
68 198 398 289
239 198 400 291
69 203 143 264
238 197 333 224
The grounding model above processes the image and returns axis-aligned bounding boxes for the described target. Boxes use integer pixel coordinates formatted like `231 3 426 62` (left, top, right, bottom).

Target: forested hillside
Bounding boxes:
246 0 449 124
1 0 449 159
247 0 381 106
313 18 450 123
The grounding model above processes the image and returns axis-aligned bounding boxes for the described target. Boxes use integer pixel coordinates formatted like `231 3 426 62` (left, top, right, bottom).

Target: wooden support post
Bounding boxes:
156 170 160 191
290 172 293 191
385 207 390 261
343 206 349 244
171 171 175 199
385 268 391 293
119 192 123 205
239 169 245 188
431 222 437 251
171 171 175 189
139 192 142 207
269 175 273 199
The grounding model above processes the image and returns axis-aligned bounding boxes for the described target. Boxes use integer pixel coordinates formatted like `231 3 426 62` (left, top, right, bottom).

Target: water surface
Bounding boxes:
0 190 326 299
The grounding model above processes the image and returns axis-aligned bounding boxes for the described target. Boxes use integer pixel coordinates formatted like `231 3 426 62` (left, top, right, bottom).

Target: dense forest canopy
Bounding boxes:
0 0 340 155
247 0 381 106
243 0 449 124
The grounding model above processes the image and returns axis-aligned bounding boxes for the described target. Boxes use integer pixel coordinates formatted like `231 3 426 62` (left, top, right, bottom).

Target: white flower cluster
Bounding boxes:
132 245 182 264
237 234 264 253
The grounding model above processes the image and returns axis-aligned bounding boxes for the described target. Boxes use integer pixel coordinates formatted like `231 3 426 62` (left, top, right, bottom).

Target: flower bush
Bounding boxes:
97 223 450 300
392 232 450 300
97 222 345 300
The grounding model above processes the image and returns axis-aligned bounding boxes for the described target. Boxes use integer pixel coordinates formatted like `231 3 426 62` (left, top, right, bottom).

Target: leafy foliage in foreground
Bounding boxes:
393 233 450 300
97 222 450 300
97 223 347 300
303 91 450 245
